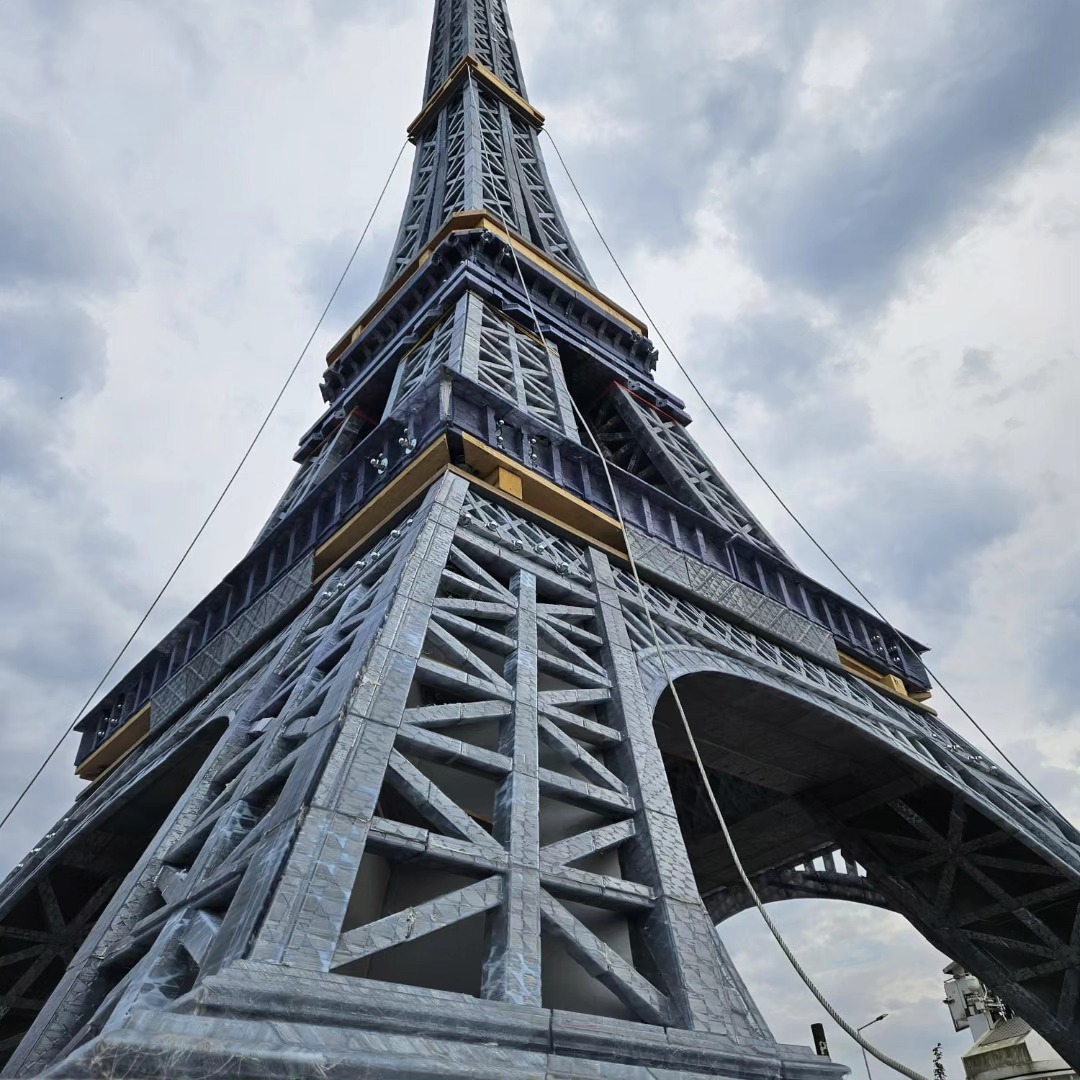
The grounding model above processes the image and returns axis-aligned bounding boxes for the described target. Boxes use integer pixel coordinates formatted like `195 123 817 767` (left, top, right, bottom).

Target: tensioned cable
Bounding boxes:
0 138 410 837
544 128 1052 810
480 182 930 1080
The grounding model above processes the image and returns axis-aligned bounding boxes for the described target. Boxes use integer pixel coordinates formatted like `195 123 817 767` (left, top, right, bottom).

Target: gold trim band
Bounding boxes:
408 56 545 142
327 211 647 367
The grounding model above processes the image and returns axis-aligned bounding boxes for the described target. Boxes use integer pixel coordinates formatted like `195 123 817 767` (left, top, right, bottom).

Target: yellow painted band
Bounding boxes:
327 211 647 367
408 56 545 141
75 703 152 781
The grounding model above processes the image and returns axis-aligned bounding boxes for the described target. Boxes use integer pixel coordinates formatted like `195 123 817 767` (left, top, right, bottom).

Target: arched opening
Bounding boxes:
652 670 913 900
721 899 969 1077
647 661 1080 1066
0 715 229 1071
652 668 977 1074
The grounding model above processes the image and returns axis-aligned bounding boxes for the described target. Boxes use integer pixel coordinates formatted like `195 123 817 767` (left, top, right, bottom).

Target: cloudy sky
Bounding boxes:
1 0 1078 1075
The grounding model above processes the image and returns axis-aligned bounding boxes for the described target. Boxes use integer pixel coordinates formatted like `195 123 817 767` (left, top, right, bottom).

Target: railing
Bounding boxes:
443 377 930 692
77 368 928 766
75 384 448 764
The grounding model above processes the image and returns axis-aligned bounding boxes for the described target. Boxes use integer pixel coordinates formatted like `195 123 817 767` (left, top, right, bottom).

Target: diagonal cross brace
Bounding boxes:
538 890 670 1026
333 876 504 969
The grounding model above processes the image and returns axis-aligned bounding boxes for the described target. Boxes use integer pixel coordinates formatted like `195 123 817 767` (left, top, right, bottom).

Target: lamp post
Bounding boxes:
856 1013 889 1080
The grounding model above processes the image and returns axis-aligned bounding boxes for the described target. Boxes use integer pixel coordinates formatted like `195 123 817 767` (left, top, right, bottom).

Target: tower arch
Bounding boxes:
632 643 1080 1055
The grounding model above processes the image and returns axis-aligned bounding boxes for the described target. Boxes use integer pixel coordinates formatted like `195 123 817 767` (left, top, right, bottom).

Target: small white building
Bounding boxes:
943 963 1075 1080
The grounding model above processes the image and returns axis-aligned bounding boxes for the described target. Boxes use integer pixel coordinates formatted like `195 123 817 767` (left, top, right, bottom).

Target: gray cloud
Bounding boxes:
0 559 124 694
0 302 112 493
0 111 132 292
957 347 996 386
297 226 394 325
0 407 63 489
1041 198 1080 239
975 359 1060 408
1036 576 1080 726
533 0 1080 315
688 309 876 463
731 0 1080 311
0 301 108 402
307 0 422 32
532 0 824 253
830 463 1026 625
708 312 837 405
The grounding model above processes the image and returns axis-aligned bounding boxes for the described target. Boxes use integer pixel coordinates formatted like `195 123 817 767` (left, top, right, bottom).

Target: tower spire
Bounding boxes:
384 0 592 287
423 0 527 103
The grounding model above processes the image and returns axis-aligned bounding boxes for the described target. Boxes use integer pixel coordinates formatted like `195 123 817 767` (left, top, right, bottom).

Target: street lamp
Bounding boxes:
856 1014 889 1080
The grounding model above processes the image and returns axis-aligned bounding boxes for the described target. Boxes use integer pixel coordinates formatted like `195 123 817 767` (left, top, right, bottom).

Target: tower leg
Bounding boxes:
19 477 842 1080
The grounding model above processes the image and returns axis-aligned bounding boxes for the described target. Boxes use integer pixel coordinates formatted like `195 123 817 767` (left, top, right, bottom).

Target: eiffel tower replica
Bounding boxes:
3 2 1079 1076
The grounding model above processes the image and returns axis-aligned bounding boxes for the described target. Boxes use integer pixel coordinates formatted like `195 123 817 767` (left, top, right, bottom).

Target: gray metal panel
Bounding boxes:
383 1 592 287
7 0 1079 1075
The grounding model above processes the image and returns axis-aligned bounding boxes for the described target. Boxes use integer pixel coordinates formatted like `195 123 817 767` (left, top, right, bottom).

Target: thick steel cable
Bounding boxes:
486 190 930 1080
0 139 410 836
544 127 1052 811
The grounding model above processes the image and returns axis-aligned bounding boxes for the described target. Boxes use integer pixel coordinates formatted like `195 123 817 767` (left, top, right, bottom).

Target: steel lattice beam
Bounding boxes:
2 1 1076 1077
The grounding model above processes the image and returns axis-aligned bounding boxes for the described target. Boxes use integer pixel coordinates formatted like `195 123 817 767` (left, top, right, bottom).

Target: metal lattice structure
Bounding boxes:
384 0 589 289
2 0 1078 1076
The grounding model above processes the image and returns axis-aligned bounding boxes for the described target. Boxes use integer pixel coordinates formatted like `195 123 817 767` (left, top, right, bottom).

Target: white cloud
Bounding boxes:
0 2 1076 1077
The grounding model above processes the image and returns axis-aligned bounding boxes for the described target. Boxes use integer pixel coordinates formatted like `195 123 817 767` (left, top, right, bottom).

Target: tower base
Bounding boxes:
43 962 842 1080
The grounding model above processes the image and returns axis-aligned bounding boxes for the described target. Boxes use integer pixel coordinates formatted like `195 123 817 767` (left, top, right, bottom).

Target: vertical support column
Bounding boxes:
247 475 470 971
384 293 470 422
497 101 531 240
586 547 773 1045
545 338 581 443
460 293 581 444
455 292 486 383
383 342 419 422
482 570 542 1005
462 76 485 213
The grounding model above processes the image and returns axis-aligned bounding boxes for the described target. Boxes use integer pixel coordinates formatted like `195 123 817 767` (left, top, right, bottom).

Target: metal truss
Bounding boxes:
3 515 421 1075
6 0 1079 1075
10 478 861 1078
615 570 1080 1065
386 127 442 284
383 4 591 287
834 788 1080 1060
477 88 520 230
440 90 470 225
424 0 524 102
249 482 774 1044
381 290 579 440
0 877 118 1061
383 306 457 416
595 384 789 561
8 483 1079 1072
0 624 288 1070
468 298 578 437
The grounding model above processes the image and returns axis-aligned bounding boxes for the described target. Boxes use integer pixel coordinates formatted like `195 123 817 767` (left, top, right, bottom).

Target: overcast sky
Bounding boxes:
1 1 1078 1076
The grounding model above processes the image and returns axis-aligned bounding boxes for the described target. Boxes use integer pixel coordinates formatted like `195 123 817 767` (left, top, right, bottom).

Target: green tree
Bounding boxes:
933 1043 947 1080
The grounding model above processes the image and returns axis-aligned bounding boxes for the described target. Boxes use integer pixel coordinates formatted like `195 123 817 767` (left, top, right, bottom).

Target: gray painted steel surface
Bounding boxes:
2 0 1078 1075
